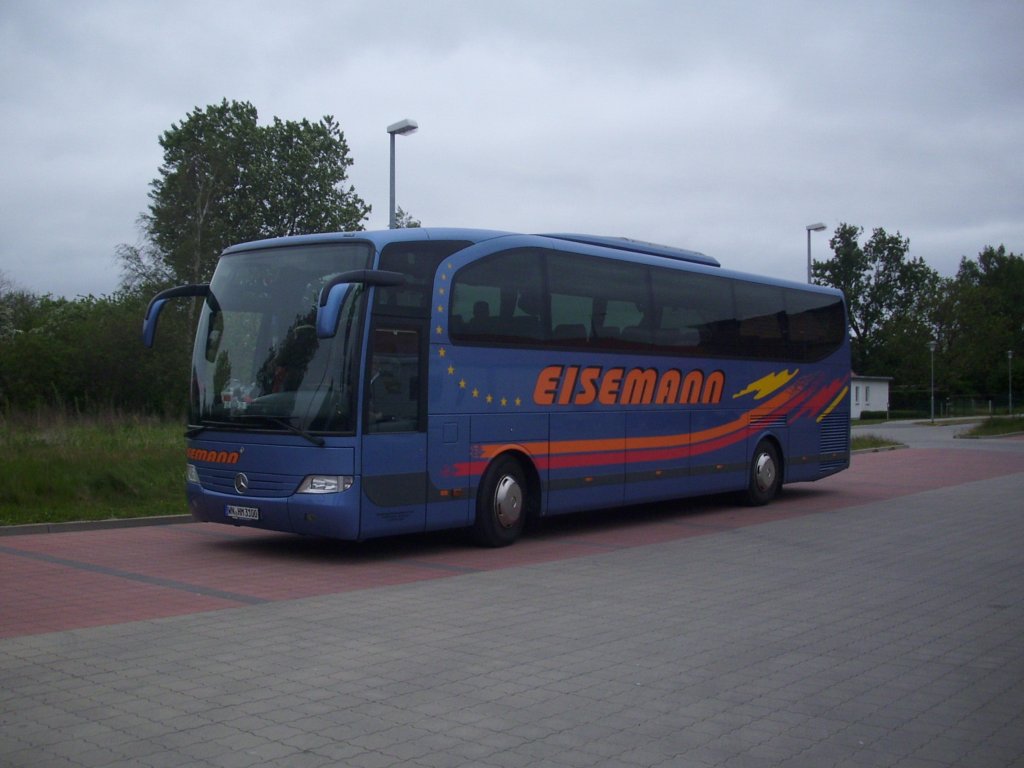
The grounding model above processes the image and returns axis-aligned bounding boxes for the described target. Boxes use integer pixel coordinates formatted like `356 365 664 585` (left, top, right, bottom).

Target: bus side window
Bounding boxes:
654 268 736 357
735 283 786 359
367 327 421 433
785 289 845 361
376 241 472 317
547 250 649 349
450 249 545 345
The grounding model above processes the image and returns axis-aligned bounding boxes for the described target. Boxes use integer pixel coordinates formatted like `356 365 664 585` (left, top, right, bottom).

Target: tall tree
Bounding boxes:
942 245 1024 395
140 100 370 287
116 236 176 293
145 100 261 286
258 115 370 237
0 271 16 342
812 223 943 379
394 206 421 228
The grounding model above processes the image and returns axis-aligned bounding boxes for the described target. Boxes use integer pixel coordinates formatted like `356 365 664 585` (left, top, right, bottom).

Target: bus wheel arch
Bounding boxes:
473 452 540 547
745 437 783 506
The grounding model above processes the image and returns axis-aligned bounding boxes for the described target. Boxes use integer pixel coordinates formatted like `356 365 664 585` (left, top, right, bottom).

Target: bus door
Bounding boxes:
360 323 427 538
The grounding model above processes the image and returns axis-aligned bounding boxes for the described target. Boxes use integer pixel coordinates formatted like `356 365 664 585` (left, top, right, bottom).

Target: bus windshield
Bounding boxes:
190 243 373 434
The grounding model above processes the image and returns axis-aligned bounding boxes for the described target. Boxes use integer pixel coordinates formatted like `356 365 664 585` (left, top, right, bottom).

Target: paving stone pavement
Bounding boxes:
2 445 1023 767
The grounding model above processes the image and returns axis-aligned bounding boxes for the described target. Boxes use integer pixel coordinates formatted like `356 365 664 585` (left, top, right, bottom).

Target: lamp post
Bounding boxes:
387 118 418 229
928 340 937 423
1009 350 1014 415
806 223 826 283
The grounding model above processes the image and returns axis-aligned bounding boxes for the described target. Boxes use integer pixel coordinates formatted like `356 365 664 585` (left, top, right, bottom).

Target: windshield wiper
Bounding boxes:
259 415 326 448
192 416 326 447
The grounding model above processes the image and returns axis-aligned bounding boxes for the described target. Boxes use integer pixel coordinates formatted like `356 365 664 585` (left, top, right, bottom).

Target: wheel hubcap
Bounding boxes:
493 475 523 529
754 452 776 493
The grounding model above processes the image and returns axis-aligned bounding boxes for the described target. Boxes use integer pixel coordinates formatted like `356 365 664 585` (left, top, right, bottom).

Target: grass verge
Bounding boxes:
852 433 902 451
0 411 185 527
960 415 1024 438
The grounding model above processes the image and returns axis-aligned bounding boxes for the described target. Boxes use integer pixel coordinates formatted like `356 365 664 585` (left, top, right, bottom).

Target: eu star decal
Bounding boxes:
435 263 524 409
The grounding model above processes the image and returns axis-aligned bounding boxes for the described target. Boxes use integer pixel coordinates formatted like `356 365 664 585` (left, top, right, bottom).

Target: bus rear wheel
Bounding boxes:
474 456 528 547
745 439 781 506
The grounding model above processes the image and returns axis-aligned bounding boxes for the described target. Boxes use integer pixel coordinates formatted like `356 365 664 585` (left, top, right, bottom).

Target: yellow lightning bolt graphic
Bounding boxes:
733 369 799 400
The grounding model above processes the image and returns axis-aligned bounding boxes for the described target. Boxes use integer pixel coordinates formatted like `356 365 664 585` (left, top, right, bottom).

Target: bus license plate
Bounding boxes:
225 505 260 521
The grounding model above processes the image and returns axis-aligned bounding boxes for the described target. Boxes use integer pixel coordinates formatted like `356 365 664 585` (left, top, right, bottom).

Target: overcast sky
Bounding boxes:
2 0 1022 298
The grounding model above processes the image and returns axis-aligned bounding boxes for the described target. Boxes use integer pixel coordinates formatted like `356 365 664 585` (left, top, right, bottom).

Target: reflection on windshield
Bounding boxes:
217 308 319 412
257 309 318 395
190 243 371 434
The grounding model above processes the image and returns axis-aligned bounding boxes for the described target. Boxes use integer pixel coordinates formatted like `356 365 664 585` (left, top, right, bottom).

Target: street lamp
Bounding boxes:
1009 350 1014 415
806 223 826 283
387 118 418 229
928 340 937 423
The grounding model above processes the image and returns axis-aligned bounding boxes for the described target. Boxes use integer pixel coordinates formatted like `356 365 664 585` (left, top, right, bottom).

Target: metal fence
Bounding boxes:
888 390 1016 419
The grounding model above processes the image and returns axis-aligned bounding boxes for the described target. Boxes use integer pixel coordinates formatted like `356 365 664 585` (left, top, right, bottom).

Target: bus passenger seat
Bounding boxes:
676 328 701 348
553 324 588 343
592 325 620 340
621 326 650 345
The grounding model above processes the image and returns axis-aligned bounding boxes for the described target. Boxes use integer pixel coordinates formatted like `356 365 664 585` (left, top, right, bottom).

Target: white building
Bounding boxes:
851 374 892 419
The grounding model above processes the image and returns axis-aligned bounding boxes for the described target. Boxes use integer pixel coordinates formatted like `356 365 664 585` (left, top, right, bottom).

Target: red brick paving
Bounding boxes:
2 447 1020 639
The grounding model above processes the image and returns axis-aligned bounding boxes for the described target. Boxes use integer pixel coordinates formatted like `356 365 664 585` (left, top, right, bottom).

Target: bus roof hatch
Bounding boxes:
540 233 720 267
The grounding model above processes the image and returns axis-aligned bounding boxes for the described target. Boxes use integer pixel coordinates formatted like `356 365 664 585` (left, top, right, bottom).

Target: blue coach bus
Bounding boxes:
144 228 850 546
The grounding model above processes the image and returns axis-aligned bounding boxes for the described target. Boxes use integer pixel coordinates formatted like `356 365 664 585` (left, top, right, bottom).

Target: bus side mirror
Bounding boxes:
142 284 213 348
316 270 406 339
316 282 356 339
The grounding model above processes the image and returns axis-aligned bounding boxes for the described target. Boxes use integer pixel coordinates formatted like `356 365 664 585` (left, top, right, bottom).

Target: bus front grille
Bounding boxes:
196 467 298 498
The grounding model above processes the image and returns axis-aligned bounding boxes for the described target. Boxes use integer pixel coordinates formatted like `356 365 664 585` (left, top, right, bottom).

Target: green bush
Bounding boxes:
859 410 889 420
0 290 191 415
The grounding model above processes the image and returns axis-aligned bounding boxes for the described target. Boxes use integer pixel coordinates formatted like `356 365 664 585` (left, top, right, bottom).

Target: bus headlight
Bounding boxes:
297 475 354 494
186 464 200 484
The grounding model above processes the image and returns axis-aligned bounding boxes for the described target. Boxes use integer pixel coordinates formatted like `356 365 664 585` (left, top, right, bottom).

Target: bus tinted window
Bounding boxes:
735 282 787 359
375 240 471 317
450 249 545 343
786 289 845 360
450 249 845 362
652 268 735 355
547 251 648 349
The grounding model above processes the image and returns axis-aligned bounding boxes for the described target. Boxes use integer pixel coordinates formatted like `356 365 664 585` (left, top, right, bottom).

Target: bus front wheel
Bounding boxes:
746 440 781 506
474 456 528 547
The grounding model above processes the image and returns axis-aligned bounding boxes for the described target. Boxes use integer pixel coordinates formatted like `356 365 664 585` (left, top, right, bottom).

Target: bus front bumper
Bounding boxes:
187 478 362 540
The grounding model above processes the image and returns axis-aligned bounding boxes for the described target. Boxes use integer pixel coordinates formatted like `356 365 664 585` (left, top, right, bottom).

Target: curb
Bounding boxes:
0 514 193 537
853 444 907 453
